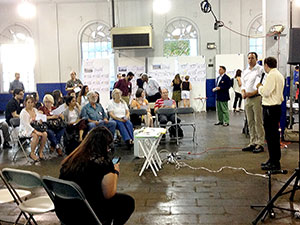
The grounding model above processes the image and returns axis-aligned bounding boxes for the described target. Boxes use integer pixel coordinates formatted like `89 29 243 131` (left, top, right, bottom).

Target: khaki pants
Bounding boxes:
245 96 265 146
121 96 130 105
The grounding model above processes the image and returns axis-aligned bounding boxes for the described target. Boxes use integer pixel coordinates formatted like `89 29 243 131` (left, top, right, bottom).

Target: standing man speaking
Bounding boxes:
257 57 284 170
241 52 265 153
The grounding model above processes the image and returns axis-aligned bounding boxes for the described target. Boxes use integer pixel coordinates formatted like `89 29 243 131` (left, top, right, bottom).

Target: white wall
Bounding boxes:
0 0 264 85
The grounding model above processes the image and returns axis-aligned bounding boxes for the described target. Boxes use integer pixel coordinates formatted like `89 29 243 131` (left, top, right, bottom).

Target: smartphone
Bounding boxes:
112 157 121 164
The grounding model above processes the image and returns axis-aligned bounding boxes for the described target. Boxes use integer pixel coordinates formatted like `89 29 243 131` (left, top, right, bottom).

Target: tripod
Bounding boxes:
251 170 298 224
252 63 300 225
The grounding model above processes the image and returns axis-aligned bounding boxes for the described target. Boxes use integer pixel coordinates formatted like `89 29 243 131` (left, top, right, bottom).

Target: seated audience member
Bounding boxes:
9 72 25 93
59 126 135 225
52 89 64 107
66 90 81 110
108 89 134 148
154 88 182 138
65 70 83 92
130 88 153 127
77 85 89 107
19 95 47 161
142 74 161 102
0 122 11 149
80 91 116 136
63 96 87 142
5 88 24 125
39 94 64 156
31 92 43 109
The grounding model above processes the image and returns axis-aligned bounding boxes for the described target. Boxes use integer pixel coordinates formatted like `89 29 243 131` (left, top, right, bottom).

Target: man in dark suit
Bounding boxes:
213 66 231 126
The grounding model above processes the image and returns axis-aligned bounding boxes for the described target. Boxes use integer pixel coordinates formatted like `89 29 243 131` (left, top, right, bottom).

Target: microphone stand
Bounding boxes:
252 64 300 225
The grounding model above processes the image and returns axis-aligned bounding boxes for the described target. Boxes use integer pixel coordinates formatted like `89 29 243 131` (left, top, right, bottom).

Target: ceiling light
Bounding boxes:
17 0 36 19
153 0 171 14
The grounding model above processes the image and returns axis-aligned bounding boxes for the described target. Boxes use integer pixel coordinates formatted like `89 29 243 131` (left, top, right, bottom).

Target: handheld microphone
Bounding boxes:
259 72 265 84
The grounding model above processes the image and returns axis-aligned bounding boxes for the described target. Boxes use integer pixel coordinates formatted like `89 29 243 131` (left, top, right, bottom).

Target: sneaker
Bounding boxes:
214 122 223 125
242 145 255 152
223 123 229 127
253 145 264 153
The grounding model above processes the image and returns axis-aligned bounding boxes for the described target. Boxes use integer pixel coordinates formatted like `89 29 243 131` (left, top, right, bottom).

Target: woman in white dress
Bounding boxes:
19 95 48 161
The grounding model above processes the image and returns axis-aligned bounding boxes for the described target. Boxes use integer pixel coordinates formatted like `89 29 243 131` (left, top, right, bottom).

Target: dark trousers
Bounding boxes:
159 114 181 126
233 92 242 109
147 92 161 103
263 105 282 165
99 193 135 225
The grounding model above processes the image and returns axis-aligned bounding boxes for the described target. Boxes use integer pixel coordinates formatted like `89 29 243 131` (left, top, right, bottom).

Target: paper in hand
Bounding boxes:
163 100 173 106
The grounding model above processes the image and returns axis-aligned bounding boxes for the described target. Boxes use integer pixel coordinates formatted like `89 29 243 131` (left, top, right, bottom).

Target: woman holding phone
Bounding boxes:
59 126 134 224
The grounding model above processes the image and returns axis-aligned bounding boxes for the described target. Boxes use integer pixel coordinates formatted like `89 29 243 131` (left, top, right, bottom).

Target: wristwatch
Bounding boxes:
113 169 119 176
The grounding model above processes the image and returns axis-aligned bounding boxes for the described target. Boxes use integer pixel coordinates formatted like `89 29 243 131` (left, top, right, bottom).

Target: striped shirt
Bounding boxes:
154 98 175 109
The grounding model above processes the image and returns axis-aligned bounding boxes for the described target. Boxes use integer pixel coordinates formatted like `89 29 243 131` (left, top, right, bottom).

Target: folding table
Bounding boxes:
136 128 166 176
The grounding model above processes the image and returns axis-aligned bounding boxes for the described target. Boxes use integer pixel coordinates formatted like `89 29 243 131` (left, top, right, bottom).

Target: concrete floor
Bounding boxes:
1 111 300 225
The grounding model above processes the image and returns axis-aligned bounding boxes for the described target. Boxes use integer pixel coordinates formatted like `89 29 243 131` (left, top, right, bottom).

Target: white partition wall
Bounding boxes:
147 56 207 112
82 58 110 108
215 54 244 111
178 56 206 112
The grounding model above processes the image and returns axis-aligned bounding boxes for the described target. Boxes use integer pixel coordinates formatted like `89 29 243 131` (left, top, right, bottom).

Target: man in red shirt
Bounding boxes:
114 72 134 105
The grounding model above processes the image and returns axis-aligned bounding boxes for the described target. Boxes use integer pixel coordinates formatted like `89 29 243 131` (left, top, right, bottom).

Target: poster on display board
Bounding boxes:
147 57 176 95
147 56 207 112
117 57 145 101
82 58 110 108
178 56 206 112
215 54 244 111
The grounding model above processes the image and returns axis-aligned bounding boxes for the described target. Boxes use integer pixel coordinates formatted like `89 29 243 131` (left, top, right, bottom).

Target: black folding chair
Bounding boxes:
130 108 148 128
42 176 102 225
176 107 197 144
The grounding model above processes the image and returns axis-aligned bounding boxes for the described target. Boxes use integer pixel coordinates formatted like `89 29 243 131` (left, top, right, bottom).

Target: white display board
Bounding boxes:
117 57 145 101
215 54 244 111
178 56 206 112
148 56 207 112
147 57 176 95
82 58 110 108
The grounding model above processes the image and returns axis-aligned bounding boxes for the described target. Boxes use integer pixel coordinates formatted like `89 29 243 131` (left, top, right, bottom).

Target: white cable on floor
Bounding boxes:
158 149 268 178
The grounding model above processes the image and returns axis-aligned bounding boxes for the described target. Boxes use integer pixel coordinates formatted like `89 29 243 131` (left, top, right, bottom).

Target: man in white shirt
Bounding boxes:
241 52 265 153
142 74 161 102
257 57 284 170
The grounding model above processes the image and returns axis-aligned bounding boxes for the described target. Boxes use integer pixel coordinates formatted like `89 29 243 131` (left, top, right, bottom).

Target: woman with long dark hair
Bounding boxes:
171 74 182 107
233 69 243 112
59 126 135 225
77 85 89 106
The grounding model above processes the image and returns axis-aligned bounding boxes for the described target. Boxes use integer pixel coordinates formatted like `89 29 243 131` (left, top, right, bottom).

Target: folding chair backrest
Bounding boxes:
156 108 176 115
130 108 147 116
2 168 42 189
9 118 20 128
176 107 194 114
42 176 102 225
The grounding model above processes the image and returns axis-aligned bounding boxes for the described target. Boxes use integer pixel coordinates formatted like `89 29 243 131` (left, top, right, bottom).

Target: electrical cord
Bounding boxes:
158 149 268 178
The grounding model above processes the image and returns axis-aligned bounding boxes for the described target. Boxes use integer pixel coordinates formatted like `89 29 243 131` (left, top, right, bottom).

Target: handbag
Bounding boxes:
47 118 66 130
30 121 48 132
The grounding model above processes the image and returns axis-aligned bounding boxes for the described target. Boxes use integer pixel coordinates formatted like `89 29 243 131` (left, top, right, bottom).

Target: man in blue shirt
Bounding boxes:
81 91 116 135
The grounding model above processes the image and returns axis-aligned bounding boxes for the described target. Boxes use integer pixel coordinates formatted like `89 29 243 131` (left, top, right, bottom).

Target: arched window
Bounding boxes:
164 18 198 57
80 21 114 87
248 16 263 60
0 24 35 92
